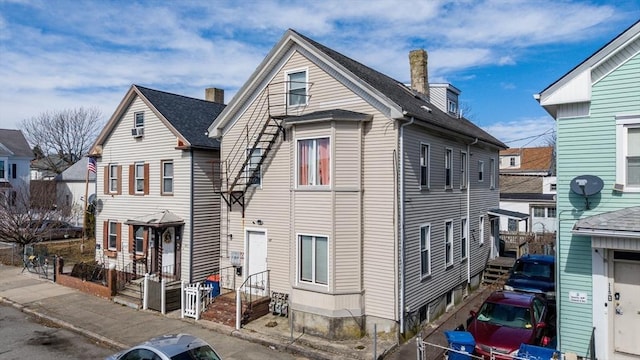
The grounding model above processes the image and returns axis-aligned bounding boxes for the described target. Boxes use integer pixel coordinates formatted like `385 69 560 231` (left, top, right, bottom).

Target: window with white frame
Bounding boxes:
420 143 430 188
298 138 330 186
445 148 453 188
11 163 16 179
447 100 458 115
533 207 545 217
616 118 640 189
460 218 467 260
479 216 485 245
445 220 453 267
134 112 144 128
134 226 144 253
0 159 5 180
420 224 431 277
162 161 173 194
109 164 119 193
548 207 557 218
460 151 467 189
478 160 484 182
299 235 328 285
510 157 516 166
135 163 145 193
287 70 307 107
490 158 496 189
108 221 118 250
508 219 518 231
246 147 262 186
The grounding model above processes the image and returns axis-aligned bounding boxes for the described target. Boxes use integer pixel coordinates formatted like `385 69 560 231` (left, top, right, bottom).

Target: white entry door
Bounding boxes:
246 230 267 295
162 228 175 274
614 260 640 357
490 218 500 259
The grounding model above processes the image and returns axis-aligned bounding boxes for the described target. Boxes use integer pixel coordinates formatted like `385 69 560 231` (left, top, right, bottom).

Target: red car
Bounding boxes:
467 291 553 360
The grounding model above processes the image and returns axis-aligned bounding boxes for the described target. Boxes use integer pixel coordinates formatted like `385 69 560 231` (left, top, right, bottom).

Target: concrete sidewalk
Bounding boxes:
0 263 493 360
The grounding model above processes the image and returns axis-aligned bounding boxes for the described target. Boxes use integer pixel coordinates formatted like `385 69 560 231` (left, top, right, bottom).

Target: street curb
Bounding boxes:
0 296 129 351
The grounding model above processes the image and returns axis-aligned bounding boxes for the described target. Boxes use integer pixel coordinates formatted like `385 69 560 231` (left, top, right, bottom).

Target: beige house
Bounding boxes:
90 85 225 285
208 29 506 339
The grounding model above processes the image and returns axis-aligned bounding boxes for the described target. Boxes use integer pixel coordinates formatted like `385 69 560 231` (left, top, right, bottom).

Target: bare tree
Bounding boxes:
21 107 103 174
544 130 557 175
0 183 73 247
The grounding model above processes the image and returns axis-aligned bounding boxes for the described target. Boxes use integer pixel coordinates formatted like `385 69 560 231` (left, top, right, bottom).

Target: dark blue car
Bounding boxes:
504 254 555 301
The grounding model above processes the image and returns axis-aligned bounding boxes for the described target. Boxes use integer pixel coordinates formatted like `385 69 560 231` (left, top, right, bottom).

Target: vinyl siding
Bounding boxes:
95 96 194 281
402 124 497 312
190 149 220 283
219 49 397 321
556 52 640 356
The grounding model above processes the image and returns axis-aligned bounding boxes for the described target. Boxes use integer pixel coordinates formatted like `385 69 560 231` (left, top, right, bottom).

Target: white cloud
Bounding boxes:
483 116 556 148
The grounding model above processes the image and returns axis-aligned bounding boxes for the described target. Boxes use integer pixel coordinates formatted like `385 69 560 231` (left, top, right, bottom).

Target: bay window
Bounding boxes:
298 138 330 186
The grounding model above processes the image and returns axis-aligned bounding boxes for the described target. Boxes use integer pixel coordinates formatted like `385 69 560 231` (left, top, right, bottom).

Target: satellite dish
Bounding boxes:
88 194 96 204
570 175 604 210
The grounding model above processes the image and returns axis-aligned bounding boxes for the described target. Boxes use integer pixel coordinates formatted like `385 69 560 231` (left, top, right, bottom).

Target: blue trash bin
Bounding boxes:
517 344 561 360
204 275 220 297
444 331 475 360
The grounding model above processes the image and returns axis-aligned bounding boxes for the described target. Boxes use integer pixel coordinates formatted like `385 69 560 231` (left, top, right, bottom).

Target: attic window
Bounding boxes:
447 100 458 115
134 112 144 128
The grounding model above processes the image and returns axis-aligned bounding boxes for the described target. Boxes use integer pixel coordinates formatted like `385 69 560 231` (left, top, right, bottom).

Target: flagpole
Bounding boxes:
83 157 90 253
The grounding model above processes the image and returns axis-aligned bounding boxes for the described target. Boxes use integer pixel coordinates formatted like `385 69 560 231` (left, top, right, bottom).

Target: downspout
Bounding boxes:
399 115 414 333
466 138 478 285
189 148 194 283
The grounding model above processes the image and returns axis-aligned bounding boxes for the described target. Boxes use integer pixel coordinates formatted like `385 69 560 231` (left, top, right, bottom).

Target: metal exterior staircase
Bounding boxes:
214 81 309 215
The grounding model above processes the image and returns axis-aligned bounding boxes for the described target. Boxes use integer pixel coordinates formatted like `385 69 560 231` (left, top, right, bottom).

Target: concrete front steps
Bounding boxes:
113 278 143 309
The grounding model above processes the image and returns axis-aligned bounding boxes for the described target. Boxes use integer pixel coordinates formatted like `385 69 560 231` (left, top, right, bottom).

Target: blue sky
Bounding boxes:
1 1 638 147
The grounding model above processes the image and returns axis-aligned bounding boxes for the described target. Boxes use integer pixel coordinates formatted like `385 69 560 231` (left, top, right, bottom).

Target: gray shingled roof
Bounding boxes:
292 30 506 149
55 156 96 182
573 206 640 235
282 109 372 125
135 85 225 149
0 129 33 158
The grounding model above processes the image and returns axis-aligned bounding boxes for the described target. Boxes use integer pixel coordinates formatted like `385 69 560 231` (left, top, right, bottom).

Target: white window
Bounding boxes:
479 216 485 245
548 207 557 218
109 164 119 193
478 160 484 182
299 235 328 285
134 112 144 128
134 226 144 253
287 70 307 107
508 219 518 231
108 221 118 250
448 100 458 115
490 158 496 189
445 220 453 267
298 138 330 186
420 224 431 277
135 163 145 193
616 117 640 190
162 161 173 194
445 148 453 188
420 143 430 188
460 151 467 189
460 218 467 260
550 183 557 191
246 147 262 186
510 157 516 166
533 207 545 217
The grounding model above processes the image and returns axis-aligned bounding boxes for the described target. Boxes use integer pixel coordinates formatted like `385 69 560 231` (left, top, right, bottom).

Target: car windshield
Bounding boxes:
476 302 533 329
171 345 221 360
513 260 553 281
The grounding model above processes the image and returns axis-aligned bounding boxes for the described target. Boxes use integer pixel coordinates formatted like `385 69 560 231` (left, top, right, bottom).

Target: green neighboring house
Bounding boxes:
536 20 640 360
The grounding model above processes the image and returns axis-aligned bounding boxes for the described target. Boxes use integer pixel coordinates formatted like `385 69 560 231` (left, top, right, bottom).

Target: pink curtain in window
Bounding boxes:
318 138 330 185
299 140 309 185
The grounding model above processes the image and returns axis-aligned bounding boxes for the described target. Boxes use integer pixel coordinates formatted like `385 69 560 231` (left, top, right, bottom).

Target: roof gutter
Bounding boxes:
571 228 640 239
398 114 414 333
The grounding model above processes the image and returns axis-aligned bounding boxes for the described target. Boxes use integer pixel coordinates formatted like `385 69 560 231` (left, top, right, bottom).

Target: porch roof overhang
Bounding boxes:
488 208 529 221
125 210 185 228
572 206 640 239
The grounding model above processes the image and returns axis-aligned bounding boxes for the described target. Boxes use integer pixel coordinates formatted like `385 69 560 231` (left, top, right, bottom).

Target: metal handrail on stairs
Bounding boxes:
235 269 270 329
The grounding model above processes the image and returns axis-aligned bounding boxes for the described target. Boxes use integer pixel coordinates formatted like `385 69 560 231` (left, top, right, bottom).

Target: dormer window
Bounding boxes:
287 70 308 107
510 157 516 166
447 100 458 115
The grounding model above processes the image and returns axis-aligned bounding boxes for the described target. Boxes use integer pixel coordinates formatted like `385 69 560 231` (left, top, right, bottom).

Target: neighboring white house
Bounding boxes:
498 146 556 233
54 156 96 226
0 129 32 205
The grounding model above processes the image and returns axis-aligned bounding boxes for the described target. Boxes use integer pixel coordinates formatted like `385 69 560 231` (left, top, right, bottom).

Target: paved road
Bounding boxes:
0 303 114 359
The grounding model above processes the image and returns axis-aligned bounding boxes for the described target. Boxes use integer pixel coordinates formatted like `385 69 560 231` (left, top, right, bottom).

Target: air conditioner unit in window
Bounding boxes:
131 127 144 138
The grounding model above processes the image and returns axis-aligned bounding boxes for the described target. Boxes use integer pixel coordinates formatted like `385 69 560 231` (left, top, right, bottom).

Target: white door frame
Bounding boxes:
244 227 267 293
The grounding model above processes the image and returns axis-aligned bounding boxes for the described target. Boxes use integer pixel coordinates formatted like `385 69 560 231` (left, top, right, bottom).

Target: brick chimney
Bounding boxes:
409 49 429 98
205 88 224 104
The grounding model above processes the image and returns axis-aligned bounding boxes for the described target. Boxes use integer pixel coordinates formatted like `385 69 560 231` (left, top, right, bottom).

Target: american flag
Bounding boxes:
87 157 97 173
